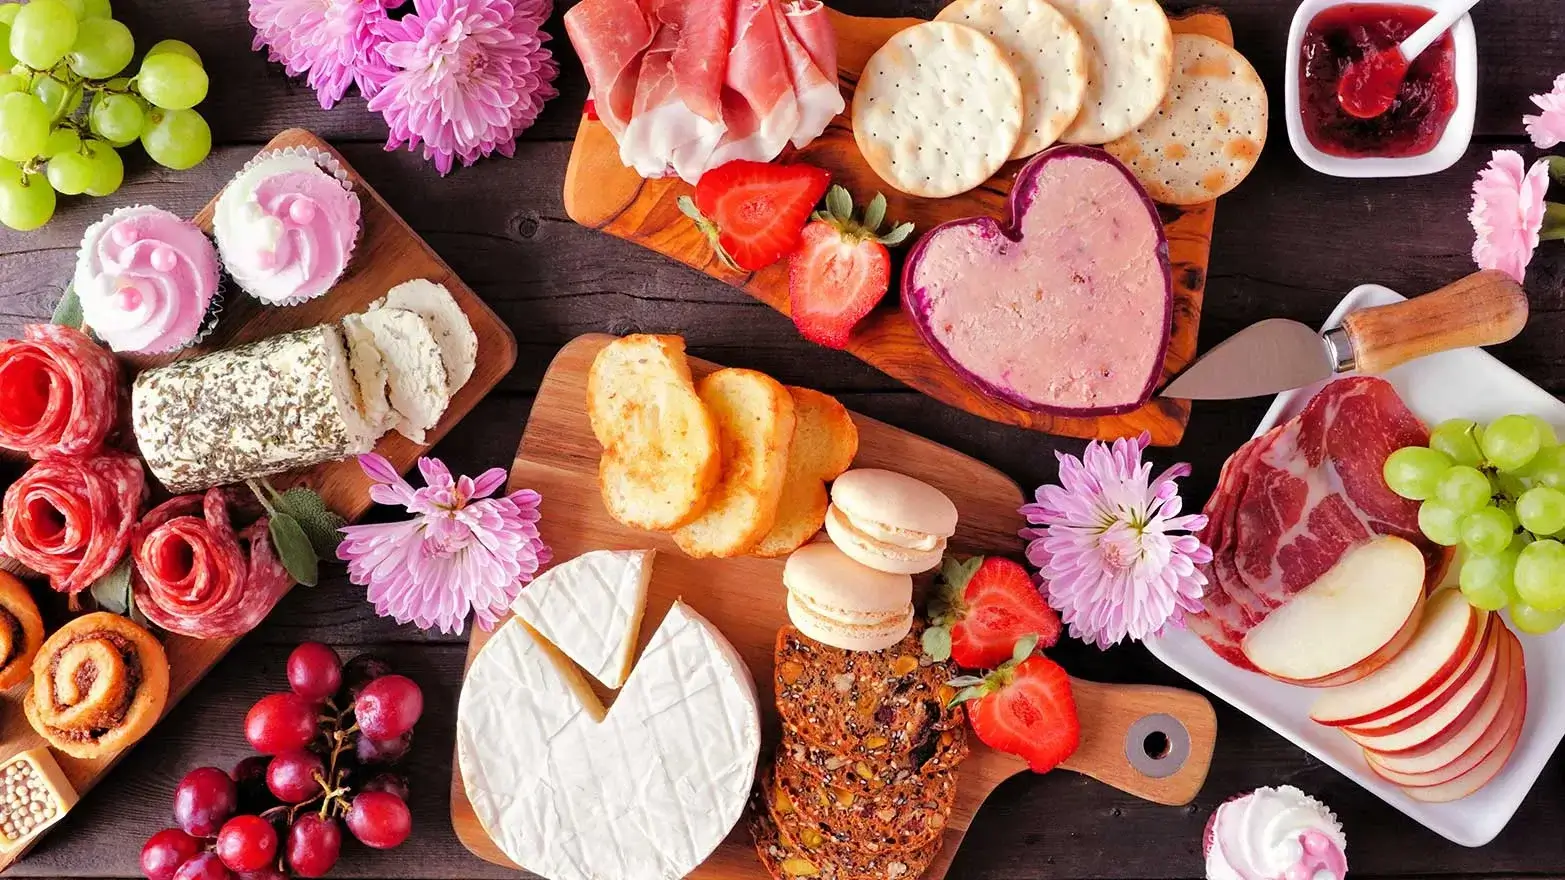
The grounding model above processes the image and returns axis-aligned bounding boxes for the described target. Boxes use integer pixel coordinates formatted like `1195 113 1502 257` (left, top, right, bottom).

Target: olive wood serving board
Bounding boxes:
0 127 516 871
448 334 1215 879
562 9 1233 446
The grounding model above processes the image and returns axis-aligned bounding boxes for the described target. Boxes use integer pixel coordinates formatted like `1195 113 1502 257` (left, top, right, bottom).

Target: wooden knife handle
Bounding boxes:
1341 270 1529 375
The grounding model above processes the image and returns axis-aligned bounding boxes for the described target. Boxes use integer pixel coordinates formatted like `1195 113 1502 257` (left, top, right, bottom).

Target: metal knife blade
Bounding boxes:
1161 319 1338 401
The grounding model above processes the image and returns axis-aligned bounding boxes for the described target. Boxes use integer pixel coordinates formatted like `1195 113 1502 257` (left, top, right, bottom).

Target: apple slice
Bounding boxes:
1243 536 1427 687
1346 619 1502 754
1392 674 1526 804
1310 590 1486 728
1342 614 1494 738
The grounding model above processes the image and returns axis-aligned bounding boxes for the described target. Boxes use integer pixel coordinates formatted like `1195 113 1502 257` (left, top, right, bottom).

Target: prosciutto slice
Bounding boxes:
771 0 844 148
1191 378 1447 671
563 0 657 137
707 0 800 168
658 0 733 124
130 489 292 639
1 452 145 594
0 325 119 460
621 24 728 180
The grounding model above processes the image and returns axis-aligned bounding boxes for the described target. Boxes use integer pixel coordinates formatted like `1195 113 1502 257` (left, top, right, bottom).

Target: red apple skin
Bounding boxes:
1343 617 1497 737
1346 625 1504 753
1311 606 1487 728
1372 679 1526 802
1257 592 1426 688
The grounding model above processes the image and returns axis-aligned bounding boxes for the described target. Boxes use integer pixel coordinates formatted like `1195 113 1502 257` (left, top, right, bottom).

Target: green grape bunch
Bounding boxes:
1385 414 1565 635
0 0 213 231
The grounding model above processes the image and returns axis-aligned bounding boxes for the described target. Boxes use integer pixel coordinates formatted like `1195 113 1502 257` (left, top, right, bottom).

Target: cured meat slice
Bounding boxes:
0 325 119 459
770 0 844 148
657 0 733 124
130 489 292 639
783 0 838 79
563 0 657 137
1 452 145 595
621 24 728 180
708 0 801 168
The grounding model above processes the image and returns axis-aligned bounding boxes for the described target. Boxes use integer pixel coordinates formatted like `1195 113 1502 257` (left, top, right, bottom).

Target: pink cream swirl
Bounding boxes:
1205 786 1347 880
73 206 220 354
224 166 360 304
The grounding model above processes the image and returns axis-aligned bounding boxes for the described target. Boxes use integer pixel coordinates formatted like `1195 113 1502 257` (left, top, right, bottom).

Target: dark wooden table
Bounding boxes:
2 0 1563 877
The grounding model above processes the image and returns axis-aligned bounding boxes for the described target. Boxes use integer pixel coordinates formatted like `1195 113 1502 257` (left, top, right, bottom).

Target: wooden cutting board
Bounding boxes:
449 334 1216 879
0 127 515 871
562 9 1232 446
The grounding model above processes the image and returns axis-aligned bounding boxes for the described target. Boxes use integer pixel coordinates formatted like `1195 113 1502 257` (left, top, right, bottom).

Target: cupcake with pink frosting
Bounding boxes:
1204 786 1347 880
213 147 361 307
73 205 222 355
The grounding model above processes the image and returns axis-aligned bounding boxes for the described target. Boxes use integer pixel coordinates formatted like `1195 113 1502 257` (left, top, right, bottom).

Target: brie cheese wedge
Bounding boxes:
510 549 654 689
458 602 761 880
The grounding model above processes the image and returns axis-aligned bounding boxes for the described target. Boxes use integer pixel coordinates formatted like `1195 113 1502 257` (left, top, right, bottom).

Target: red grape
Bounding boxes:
345 790 412 849
340 654 393 701
355 730 412 765
287 642 342 703
245 693 319 755
360 771 410 802
141 828 203 880
286 814 341 878
173 767 238 837
236 870 287 880
215 815 278 873
230 756 273 812
172 852 232 880
266 750 325 804
354 674 423 740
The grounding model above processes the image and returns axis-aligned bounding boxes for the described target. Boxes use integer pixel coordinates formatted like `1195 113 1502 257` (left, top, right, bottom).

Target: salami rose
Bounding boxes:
0 325 120 458
1 452 145 594
130 489 292 639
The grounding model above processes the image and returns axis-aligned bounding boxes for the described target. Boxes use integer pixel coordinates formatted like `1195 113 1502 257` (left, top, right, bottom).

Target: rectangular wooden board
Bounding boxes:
563 9 1233 446
0 127 516 870
448 334 1216 880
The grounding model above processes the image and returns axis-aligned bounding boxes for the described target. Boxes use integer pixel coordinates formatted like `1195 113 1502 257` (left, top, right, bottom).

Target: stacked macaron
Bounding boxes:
783 543 914 651
825 469 958 574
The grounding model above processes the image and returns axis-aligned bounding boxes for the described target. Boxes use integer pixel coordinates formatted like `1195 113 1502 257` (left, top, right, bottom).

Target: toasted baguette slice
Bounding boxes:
588 335 720 530
753 387 859 557
672 369 797 558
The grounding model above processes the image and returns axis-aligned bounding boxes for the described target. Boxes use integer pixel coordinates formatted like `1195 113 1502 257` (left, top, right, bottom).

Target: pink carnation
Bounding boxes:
367 0 559 175
1525 74 1565 150
1469 150 1550 284
249 0 404 109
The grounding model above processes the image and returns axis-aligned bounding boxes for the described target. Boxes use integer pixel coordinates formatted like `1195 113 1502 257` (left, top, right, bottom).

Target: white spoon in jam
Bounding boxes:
1337 0 1481 119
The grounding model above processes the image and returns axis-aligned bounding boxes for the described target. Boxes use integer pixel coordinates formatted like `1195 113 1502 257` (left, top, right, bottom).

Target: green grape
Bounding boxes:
80 138 120 196
136 52 207 110
0 4 18 26
0 21 14 70
57 0 85 18
1531 416 1560 448
1515 538 1565 611
144 38 200 65
44 148 91 194
1419 501 1465 547
40 126 78 158
1461 506 1515 556
0 162 55 231
1511 601 1565 636
141 107 209 170
1482 414 1544 473
9 0 78 69
88 91 142 145
1518 486 1565 536
1435 466 1493 515
0 92 50 162
1383 446 1452 501
1522 444 1565 490
0 73 25 95
66 16 132 78
29 76 80 122
1430 419 1485 468
1460 549 1519 611
79 0 110 18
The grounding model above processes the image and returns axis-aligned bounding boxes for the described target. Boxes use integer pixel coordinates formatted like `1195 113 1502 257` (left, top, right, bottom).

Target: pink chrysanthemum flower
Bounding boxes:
1469 150 1550 284
337 454 550 635
367 0 559 175
1525 74 1565 149
249 0 404 109
1019 433 1211 650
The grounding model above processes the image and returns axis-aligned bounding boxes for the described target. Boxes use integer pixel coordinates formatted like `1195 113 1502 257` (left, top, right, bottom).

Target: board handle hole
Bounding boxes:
1124 713 1190 779
1142 730 1171 760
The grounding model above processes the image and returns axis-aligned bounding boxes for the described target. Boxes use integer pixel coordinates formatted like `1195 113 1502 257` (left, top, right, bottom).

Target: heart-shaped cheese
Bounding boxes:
457 601 761 880
902 145 1172 416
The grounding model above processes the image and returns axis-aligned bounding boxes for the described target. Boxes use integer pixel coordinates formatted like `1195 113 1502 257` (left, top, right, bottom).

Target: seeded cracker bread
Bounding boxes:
1104 34 1268 205
752 789 942 880
588 335 721 531
753 387 859 558
774 752 956 854
935 0 1087 159
1051 0 1174 145
779 727 969 795
852 22 1023 198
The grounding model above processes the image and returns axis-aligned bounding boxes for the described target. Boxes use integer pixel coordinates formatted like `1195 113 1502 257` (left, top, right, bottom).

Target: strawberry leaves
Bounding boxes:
812 185 914 247
921 555 983 662
945 633 1042 708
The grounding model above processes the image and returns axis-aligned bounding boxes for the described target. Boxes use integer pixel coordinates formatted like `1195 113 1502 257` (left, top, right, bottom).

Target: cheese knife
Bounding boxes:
1160 270 1529 401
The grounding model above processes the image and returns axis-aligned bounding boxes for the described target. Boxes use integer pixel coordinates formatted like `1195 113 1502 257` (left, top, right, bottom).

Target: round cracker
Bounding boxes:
1050 0 1173 145
1104 34 1268 205
852 21 1023 198
935 0 1087 159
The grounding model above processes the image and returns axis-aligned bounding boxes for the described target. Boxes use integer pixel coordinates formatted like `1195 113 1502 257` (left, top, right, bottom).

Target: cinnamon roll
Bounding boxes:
24 612 170 759
0 573 43 690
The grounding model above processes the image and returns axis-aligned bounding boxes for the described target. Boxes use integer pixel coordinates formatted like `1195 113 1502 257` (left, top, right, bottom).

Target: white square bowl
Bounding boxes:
1285 0 1477 177
1145 283 1565 847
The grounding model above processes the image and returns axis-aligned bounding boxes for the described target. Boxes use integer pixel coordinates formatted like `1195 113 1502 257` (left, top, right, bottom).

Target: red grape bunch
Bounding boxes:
139 644 423 880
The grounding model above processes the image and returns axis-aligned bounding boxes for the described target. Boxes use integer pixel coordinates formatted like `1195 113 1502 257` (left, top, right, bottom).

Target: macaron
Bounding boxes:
824 469 958 575
783 542 913 652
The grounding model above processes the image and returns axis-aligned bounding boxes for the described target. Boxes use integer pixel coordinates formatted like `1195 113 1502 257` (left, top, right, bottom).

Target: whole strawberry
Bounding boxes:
949 635 1080 773
923 556 1061 669
787 185 914 349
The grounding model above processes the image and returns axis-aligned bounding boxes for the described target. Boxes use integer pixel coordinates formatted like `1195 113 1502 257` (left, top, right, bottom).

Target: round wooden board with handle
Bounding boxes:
448 334 1217 879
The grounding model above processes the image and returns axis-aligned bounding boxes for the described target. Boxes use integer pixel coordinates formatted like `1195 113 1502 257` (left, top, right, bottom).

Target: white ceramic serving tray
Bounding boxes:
1146 283 1565 847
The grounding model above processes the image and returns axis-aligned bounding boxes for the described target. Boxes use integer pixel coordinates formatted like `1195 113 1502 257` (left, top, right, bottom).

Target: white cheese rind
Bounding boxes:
375 279 478 390
354 307 451 444
510 549 655 689
458 603 761 880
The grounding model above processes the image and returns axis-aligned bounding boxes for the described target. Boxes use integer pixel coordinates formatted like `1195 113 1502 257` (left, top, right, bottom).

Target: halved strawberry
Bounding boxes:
949 636 1080 773
787 186 914 349
923 556 1061 670
678 160 831 272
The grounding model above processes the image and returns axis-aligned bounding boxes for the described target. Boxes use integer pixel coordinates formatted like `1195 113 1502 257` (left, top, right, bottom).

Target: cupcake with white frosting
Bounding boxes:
73 205 222 355
1204 785 1347 880
213 147 361 306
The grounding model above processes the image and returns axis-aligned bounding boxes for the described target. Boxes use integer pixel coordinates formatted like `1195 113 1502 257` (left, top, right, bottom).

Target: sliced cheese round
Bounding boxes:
376 278 478 390
458 602 761 880
509 549 655 690
353 307 451 444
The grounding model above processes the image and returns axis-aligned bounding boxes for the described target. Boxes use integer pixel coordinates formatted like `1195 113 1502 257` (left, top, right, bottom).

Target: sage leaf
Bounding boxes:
52 285 83 329
274 488 347 557
269 512 320 587
88 557 133 614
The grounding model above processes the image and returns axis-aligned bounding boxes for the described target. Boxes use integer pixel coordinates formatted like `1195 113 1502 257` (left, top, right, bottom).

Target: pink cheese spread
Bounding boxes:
903 146 1171 416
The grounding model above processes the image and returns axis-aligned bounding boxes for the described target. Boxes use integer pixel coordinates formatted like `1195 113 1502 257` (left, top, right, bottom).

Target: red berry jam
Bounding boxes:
1299 3 1458 158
